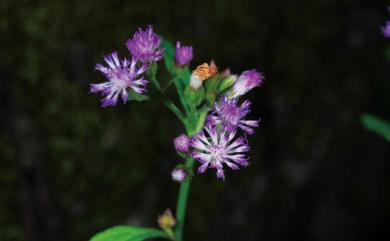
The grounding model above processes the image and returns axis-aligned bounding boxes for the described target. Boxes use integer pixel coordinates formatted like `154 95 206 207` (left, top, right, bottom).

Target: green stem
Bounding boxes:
163 99 185 122
175 157 195 241
163 76 179 91
174 111 209 241
150 75 185 121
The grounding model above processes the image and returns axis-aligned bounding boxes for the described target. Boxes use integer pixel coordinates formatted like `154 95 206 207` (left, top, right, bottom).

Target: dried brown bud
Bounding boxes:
192 62 218 81
190 62 218 89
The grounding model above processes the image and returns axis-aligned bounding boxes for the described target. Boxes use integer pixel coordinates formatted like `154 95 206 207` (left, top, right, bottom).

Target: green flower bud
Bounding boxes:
219 74 237 92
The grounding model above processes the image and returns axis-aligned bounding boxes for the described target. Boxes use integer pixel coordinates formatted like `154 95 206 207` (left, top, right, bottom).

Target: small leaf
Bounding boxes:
361 114 390 142
161 39 175 75
90 226 169 241
175 68 191 100
128 90 149 101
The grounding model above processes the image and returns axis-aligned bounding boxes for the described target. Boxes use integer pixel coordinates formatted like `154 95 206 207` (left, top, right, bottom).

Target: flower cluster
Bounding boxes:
90 25 264 181
91 25 196 107
173 69 264 180
90 25 266 241
90 26 161 107
190 70 263 180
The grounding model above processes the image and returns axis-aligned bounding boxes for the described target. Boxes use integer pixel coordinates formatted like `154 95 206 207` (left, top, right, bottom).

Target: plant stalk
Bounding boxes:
175 157 194 241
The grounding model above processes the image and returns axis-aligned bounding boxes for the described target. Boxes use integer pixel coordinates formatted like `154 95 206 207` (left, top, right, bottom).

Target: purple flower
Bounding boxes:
382 21 390 38
191 124 250 180
174 41 193 66
171 168 187 183
174 134 191 153
91 52 148 107
208 97 260 135
230 69 264 98
126 25 164 63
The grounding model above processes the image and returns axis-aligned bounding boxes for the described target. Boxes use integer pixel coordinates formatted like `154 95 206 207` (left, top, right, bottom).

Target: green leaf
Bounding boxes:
177 68 191 89
161 38 191 114
361 114 390 142
90 226 169 241
128 90 149 102
161 39 175 75
175 69 191 112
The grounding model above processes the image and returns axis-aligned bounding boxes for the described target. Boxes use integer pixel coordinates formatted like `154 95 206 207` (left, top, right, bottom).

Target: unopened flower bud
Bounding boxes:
221 68 231 78
174 41 193 66
230 69 264 98
158 209 176 230
219 74 237 92
174 134 190 153
209 60 217 70
171 167 187 183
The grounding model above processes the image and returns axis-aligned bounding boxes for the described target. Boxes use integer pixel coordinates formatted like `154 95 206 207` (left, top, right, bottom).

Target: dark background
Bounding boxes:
1 0 390 241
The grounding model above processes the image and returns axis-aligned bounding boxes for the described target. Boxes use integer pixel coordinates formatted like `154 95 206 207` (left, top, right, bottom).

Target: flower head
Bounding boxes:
126 25 164 62
174 41 193 66
174 134 191 153
191 124 250 180
230 69 263 98
190 62 218 89
208 97 260 135
171 168 187 183
90 52 148 107
382 21 390 38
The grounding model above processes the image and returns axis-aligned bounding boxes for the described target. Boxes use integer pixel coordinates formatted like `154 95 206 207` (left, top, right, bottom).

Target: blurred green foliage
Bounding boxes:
361 114 390 141
1 0 390 241
90 226 167 241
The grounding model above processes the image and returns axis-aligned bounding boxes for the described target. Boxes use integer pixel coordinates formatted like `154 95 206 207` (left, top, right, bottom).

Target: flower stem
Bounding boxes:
150 74 185 121
175 157 194 241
